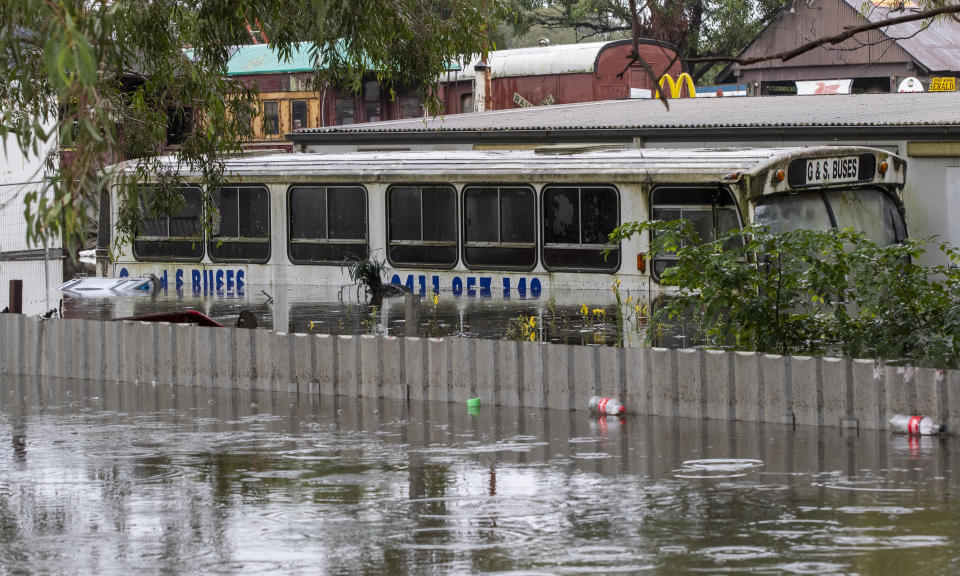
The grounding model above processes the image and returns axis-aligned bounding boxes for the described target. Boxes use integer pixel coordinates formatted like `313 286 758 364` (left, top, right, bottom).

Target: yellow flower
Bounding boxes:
592 308 605 316
580 303 588 316
528 332 536 342
432 293 439 306
626 295 633 306
634 304 642 315
528 316 536 328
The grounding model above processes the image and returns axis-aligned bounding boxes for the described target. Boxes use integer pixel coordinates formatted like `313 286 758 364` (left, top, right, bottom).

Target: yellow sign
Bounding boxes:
930 77 956 92
655 73 696 99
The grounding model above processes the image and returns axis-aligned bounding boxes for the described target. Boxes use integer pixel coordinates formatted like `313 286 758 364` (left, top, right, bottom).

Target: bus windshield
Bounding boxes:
754 187 906 246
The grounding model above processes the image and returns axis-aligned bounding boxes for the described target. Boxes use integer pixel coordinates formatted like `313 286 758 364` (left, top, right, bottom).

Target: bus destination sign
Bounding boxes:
805 156 859 185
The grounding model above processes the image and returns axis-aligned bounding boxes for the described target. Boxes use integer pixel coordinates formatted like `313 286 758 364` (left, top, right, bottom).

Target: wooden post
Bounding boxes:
8 280 22 314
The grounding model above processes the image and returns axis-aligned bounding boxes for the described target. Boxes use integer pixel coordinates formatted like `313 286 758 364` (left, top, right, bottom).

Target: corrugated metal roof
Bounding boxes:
227 42 316 76
846 0 960 72
139 146 879 181
291 92 960 136
227 41 464 76
478 42 608 79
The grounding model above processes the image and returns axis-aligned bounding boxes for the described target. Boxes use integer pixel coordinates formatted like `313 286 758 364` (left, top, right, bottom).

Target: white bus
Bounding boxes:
96 145 907 301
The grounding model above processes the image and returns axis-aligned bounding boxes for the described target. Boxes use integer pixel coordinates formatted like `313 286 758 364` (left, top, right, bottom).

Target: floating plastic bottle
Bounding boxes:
889 414 945 435
588 395 626 415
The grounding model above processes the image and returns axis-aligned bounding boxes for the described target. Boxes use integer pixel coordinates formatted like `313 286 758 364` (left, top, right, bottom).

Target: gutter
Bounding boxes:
286 124 960 146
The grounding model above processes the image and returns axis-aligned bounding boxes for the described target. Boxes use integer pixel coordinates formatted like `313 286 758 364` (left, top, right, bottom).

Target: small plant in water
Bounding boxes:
506 314 539 342
426 292 441 337
361 305 381 335
341 252 388 302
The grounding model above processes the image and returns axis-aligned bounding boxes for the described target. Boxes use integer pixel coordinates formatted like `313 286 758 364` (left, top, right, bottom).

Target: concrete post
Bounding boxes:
473 338 497 406
449 337 474 403
704 350 731 422
360 334 380 400
790 356 819 427
404 337 426 402
762 354 792 425
404 293 421 337
733 352 761 422
544 343 571 410
650 348 675 417
677 349 704 419
315 334 337 396
427 337 449 403
337 335 359 397
851 359 884 430
821 357 851 428
519 341 545 409
380 335 405 401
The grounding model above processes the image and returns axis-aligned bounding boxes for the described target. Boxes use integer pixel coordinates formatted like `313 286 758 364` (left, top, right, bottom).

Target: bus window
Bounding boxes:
463 186 536 270
825 189 906 245
542 185 619 271
754 192 833 234
208 185 270 263
387 185 457 268
133 186 203 261
650 187 741 277
288 185 367 264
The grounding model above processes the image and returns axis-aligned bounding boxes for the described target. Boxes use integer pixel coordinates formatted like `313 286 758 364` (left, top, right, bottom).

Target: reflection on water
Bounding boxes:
1 375 959 574
60 284 653 347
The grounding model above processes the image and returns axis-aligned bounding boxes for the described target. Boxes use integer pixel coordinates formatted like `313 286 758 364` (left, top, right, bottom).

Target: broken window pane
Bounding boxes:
543 185 619 271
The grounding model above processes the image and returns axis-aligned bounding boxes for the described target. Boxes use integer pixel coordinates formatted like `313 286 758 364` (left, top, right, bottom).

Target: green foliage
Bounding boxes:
610 220 960 367
1 0 507 256
341 251 388 297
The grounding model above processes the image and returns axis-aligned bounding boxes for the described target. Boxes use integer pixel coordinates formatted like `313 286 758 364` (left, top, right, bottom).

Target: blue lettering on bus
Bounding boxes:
226 269 234 291
391 274 401 285
418 275 426 297
236 270 244 293
452 276 463 296
175 269 184 290
404 275 414 293
216 269 224 291
119 268 129 278
530 278 542 298
466 276 476 296
192 270 202 292
479 277 492 298
502 277 510 298
158 270 168 290
517 277 527 298
432 275 440 294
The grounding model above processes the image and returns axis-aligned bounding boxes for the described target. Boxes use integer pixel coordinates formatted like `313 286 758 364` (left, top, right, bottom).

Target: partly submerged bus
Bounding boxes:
96 145 907 300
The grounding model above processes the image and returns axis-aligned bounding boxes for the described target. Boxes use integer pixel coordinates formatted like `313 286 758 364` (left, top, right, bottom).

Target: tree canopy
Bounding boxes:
509 0 788 82
0 0 505 255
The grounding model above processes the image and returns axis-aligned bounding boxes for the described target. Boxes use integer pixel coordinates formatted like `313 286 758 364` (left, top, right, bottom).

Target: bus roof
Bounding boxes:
121 146 903 185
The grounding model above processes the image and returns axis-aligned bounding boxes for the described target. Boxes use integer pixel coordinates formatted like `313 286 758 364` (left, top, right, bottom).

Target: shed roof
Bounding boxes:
227 42 316 76
847 0 960 72
227 41 465 77
288 92 960 142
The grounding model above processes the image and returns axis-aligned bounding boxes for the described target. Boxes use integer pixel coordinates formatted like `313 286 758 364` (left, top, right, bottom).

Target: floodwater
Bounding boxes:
59 284 653 347
1 376 959 575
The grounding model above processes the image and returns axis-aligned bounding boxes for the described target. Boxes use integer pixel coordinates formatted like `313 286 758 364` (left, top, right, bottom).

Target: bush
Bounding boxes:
610 221 960 367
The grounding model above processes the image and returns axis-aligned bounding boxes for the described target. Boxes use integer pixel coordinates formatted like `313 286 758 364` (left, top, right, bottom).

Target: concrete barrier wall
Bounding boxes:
1 313 958 432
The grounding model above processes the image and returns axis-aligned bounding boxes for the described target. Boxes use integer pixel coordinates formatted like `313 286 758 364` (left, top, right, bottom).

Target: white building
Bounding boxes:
0 125 61 314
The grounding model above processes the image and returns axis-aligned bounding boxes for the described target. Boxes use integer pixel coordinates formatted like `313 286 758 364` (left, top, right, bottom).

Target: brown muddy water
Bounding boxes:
1 375 958 574
59 284 654 347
